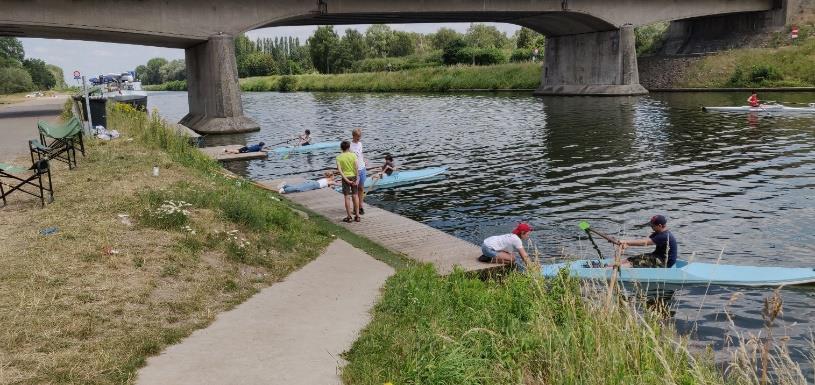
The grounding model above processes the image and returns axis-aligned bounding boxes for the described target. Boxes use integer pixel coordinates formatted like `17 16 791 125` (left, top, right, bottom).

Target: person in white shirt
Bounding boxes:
479 223 533 271
278 171 336 194
349 128 367 214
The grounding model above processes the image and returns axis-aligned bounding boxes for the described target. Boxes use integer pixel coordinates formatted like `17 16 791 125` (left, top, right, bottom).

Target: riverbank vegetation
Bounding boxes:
343 266 812 385
0 103 404 384
1 37 66 94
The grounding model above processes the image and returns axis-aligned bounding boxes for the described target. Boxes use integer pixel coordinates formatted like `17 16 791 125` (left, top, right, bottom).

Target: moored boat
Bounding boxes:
541 258 815 287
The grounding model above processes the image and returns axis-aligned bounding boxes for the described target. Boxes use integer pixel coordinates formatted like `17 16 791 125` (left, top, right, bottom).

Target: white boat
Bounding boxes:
703 103 815 113
91 72 148 110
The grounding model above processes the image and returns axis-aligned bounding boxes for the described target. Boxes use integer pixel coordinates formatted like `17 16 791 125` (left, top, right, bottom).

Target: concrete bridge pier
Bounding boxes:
180 34 259 134
535 26 647 96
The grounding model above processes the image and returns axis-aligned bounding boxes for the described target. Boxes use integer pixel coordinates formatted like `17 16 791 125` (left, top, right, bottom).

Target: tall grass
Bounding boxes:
240 62 542 92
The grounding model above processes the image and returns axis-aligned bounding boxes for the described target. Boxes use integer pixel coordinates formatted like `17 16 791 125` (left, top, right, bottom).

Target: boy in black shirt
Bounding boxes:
619 214 678 268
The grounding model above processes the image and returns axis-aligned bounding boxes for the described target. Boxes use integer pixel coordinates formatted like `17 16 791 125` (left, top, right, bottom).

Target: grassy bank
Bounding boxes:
678 37 815 88
0 103 405 384
343 266 811 385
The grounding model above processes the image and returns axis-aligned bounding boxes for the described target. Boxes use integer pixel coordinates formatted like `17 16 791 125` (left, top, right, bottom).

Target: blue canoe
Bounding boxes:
541 258 815 287
335 166 448 191
272 141 341 154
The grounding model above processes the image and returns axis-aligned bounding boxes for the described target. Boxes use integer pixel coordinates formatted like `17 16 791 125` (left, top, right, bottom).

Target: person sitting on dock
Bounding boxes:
336 141 360 223
478 223 533 272
297 130 311 146
225 142 266 154
618 214 678 268
278 171 336 194
747 91 761 108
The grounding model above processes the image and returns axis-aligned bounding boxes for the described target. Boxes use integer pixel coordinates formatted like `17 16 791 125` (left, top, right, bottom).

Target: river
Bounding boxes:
148 90 815 373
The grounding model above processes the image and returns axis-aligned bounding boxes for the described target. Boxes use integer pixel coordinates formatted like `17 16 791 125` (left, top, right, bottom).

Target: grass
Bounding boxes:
0 102 405 384
343 266 814 385
678 35 815 88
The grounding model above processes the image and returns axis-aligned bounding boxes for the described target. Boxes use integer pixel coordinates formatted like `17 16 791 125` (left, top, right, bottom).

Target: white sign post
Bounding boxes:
82 75 93 134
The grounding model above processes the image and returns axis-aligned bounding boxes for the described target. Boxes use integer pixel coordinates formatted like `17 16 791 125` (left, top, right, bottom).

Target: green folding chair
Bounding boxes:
0 159 53 208
36 116 84 169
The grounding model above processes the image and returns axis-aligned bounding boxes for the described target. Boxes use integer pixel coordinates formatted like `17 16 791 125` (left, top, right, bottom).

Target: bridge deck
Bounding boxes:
257 179 493 274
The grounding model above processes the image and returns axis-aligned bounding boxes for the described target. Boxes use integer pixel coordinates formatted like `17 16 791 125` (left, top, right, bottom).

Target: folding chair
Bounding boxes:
36 116 84 169
0 159 53 208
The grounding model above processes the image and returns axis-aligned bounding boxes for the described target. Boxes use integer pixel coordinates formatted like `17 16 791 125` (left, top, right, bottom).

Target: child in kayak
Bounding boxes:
618 214 678 268
297 129 312 146
278 171 336 194
747 91 760 107
380 154 396 177
478 223 533 272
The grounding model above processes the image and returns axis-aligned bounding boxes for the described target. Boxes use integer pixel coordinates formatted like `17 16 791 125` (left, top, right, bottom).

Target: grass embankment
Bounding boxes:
0 103 405 384
144 63 542 92
679 35 815 88
343 267 810 385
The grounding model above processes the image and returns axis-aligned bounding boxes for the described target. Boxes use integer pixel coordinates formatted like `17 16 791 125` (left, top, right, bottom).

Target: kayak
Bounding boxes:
702 104 815 113
541 258 815 287
272 141 341 154
335 166 448 191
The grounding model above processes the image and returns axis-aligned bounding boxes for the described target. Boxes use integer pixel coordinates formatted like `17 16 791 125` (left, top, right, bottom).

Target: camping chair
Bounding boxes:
0 159 53 208
36 116 84 169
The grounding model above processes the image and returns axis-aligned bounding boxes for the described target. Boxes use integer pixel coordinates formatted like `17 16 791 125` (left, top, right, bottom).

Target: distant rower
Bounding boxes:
747 91 760 108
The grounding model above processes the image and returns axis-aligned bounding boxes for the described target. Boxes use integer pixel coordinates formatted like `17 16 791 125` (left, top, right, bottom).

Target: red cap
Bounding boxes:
512 223 533 235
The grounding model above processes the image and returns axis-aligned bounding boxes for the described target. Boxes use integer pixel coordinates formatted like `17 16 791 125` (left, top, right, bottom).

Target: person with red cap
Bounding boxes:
618 214 678 268
478 223 533 271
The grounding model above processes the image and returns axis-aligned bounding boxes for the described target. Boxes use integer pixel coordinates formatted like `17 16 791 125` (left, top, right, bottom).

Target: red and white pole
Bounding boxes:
791 26 799 39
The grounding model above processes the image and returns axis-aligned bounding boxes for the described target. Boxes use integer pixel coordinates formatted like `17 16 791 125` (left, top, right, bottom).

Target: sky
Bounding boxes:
21 23 520 84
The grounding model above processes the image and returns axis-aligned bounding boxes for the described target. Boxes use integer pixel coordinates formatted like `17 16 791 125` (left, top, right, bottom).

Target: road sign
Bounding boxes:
791 26 799 39
73 70 81 80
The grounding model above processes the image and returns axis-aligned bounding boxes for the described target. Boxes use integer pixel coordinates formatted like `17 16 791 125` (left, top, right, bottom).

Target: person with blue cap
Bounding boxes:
618 214 678 268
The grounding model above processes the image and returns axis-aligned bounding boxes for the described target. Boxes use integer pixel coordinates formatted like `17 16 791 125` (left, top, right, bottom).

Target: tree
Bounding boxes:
389 31 415 57
138 57 168 84
308 26 340 74
0 67 34 94
431 28 461 51
159 59 186 82
442 37 468 65
515 27 544 50
465 23 509 49
366 24 394 58
23 58 56 90
46 64 66 89
240 52 277 77
0 37 25 67
334 29 368 73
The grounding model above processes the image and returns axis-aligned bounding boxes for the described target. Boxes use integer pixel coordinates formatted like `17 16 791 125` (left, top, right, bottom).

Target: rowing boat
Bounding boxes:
335 166 448 191
540 258 815 287
702 104 815 113
271 141 341 154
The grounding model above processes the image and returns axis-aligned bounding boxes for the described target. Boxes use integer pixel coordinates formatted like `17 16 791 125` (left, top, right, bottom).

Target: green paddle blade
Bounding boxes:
578 221 590 231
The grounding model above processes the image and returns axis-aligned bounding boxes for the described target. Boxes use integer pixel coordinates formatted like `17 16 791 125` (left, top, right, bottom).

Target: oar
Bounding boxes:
578 221 604 261
269 138 295 147
578 221 620 245
282 142 300 160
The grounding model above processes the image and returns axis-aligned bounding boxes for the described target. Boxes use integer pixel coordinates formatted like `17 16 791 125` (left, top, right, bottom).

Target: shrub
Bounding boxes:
510 48 534 63
278 75 298 92
0 66 34 94
442 38 468 65
748 64 783 83
454 47 507 66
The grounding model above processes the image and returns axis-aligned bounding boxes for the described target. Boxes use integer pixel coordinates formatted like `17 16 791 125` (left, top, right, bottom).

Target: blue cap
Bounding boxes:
649 215 667 226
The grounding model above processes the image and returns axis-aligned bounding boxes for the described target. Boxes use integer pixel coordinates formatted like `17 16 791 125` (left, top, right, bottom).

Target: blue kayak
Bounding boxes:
272 141 341 154
335 166 448 191
541 258 815 287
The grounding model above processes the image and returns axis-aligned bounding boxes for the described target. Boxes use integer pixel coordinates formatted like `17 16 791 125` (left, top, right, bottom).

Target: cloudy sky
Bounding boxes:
21 23 520 84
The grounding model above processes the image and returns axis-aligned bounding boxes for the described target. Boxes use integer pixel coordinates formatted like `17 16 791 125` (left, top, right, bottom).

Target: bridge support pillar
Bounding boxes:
535 26 647 96
180 34 259 134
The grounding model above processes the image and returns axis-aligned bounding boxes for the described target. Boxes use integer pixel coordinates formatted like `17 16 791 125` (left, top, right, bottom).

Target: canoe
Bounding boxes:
540 258 815 287
335 166 448 191
272 141 341 154
702 104 815 113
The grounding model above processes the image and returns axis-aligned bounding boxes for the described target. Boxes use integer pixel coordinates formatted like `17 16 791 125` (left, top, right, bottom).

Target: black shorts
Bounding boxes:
341 178 358 195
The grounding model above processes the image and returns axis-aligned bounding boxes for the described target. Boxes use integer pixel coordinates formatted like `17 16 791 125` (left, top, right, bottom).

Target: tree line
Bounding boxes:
0 37 66 94
135 24 546 84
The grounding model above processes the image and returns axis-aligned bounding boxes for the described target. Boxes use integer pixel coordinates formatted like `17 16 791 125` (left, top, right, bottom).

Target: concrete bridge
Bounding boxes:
1 0 790 134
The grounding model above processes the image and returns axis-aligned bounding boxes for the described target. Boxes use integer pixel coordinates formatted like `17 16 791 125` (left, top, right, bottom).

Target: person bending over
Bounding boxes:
618 214 678 268
479 223 533 272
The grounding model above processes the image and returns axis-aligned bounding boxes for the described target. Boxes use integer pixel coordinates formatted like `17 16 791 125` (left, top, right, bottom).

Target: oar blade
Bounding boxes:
578 220 590 231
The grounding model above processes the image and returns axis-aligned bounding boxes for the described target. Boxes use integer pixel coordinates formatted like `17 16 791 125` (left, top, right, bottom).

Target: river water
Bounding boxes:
149 90 815 372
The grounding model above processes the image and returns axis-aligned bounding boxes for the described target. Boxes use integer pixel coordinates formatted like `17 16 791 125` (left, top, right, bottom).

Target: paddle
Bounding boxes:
363 173 383 198
269 138 295 147
578 221 605 261
578 221 620 245
282 141 300 160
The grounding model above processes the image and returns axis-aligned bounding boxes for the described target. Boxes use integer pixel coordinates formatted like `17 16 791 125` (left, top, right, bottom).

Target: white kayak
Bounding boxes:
703 104 815 113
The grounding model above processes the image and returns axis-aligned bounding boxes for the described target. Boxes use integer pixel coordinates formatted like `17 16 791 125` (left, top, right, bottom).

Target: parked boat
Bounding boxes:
541 258 815 287
271 141 341 154
89 72 147 110
702 104 815 113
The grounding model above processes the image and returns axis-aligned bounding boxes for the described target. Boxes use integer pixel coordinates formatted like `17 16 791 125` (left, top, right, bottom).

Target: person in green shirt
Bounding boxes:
336 141 360 222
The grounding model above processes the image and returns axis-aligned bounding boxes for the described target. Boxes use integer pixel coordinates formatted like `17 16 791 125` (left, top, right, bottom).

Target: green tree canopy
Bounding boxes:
46 64 66 88
159 59 186 82
514 28 545 50
23 58 56 90
431 28 462 51
0 67 34 93
465 23 509 49
390 31 415 57
366 24 394 58
308 26 340 73
0 37 25 67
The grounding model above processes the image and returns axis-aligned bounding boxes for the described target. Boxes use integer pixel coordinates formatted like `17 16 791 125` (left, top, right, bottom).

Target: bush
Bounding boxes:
748 65 783 83
442 38 468 65
510 48 534 63
0 66 34 94
453 47 507 66
277 75 298 92
350 54 441 73
727 64 784 86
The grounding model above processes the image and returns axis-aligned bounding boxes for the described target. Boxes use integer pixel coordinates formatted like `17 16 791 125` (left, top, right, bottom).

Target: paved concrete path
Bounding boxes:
0 96 68 163
137 239 394 385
